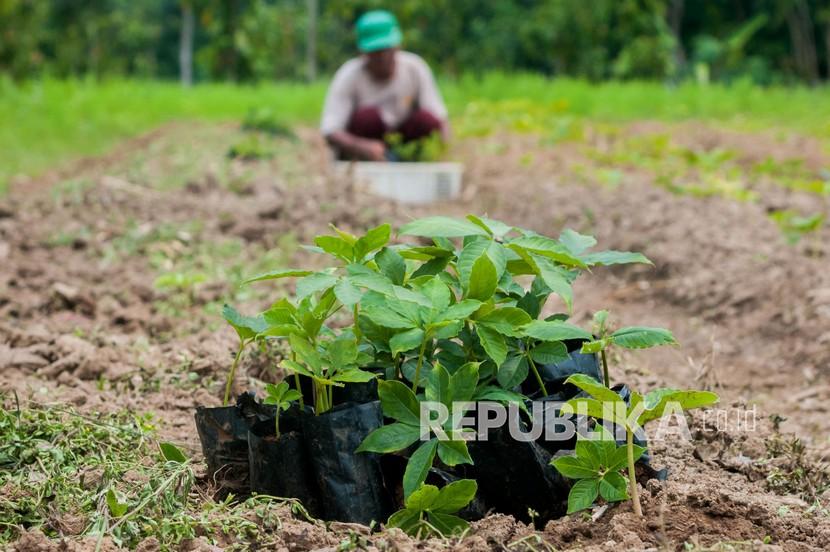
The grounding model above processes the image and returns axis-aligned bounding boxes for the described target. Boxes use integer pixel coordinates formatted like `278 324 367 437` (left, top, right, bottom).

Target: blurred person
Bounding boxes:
320 10 448 161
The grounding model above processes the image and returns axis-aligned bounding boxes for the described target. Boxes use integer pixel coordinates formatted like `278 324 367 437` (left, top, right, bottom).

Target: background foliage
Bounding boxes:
2 0 830 84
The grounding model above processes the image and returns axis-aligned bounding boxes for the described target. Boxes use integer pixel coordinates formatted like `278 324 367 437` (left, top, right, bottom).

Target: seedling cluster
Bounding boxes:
212 214 718 535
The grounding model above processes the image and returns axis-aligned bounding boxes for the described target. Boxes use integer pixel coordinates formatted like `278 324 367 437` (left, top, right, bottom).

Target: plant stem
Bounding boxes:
275 412 280 439
527 355 549 397
223 340 246 406
627 428 642 517
353 304 362 341
293 373 304 409
601 349 610 388
411 338 428 392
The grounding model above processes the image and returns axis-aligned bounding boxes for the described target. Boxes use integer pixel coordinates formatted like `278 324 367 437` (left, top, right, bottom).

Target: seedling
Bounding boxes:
357 363 478 498
387 480 477 537
581 310 678 386
561 374 718 516
222 215 669 524
221 304 267 405
279 332 375 414
551 426 644 514
263 382 302 438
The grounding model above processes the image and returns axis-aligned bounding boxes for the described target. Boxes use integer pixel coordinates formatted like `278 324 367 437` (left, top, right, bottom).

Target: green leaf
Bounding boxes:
280 358 314 378
375 247 407 285
637 390 719 425
610 327 678 349
159 442 187 464
457 236 490 287
354 223 391 260
533 255 574 310
419 276 452 310
390 327 425 357
475 324 507 367
565 374 623 404
580 250 652 266
356 423 421 453
428 512 469 536
406 483 441 511
496 355 528 389
468 251 498 301
580 339 611 354
378 380 421 425
575 438 603 471
433 300 483 323
477 307 532 337
400 216 490 238
608 444 645 472
296 272 339 299
509 235 588 268
106 489 129 518
465 215 494 236
449 486 485 518
561 398 625 427
314 235 354 261
599 472 629 502
387 508 421 533
559 229 597 255
332 368 376 383
426 363 452 408
529 341 569 364
403 439 438 498
333 278 362 306
288 333 323 371
222 304 268 340
242 269 313 284
477 216 513 238
566 478 599 514
522 320 592 342
437 438 473 466
450 362 480 403
346 265 395 295
361 304 415 329
552 455 599 479
327 335 358 366
473 386 529 413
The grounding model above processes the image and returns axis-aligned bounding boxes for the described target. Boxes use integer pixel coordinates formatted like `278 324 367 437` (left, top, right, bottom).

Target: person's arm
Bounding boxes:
326 130 386 161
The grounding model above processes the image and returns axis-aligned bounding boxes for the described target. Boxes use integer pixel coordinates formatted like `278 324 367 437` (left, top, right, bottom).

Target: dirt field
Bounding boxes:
2 120 830 551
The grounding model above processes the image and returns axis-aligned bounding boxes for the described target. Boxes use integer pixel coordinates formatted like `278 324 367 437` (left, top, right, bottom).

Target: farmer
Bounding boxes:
320 10 449 161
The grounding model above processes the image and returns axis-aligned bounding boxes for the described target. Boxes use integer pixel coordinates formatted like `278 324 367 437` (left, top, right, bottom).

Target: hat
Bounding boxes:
356 10 402 53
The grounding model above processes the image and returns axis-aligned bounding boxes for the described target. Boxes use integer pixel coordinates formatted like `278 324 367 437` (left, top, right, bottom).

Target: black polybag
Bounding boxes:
302 401 393 524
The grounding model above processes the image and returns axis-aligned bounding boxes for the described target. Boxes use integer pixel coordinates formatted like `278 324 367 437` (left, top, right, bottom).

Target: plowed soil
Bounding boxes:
2 120 829 551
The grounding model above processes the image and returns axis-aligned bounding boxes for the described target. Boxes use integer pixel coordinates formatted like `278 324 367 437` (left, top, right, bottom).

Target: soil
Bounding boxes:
2 120 829 551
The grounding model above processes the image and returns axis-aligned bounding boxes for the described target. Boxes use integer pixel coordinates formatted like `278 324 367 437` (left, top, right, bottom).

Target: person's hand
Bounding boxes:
361 139 387 161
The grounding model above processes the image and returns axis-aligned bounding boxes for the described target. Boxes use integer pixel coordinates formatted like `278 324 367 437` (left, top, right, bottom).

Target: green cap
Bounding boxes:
355 10 402 53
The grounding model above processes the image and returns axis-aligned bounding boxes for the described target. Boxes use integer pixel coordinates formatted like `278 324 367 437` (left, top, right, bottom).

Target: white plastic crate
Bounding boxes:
335 161 463 205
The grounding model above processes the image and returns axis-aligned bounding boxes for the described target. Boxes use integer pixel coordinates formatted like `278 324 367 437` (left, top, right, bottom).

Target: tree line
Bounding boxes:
1 0 829 84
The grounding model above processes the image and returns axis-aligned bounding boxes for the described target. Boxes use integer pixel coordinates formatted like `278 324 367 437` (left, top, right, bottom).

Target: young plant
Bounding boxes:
356 363 478 498
581 311 678 386
561 374 718 517
387 480 478 538
262 381 302 438
280 333 376 415
221 304 268 406
551 426 644 514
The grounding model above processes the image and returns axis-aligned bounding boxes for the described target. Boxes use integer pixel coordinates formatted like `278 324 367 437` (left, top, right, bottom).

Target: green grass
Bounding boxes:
3 74 830 193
